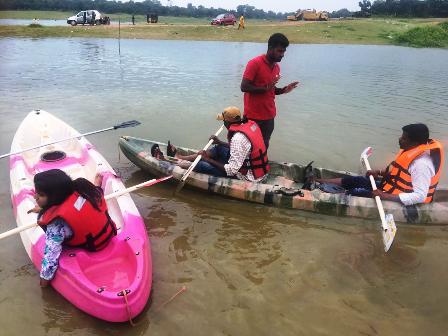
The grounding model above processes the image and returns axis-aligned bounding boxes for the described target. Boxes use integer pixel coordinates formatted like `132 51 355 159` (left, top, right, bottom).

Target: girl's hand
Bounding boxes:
40 277 50 287
27 206 41 214
94 173 104 187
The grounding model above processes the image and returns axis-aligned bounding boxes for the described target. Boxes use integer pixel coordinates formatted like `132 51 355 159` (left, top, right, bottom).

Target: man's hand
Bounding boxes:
197 150 209 161
266 75 281 91
372 189 385 199
209 135 220 144
372 189 400 202
366 169 381 179
283 81 299 94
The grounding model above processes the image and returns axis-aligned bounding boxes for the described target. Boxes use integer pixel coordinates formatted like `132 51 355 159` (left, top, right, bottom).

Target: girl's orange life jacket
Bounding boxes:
228 120 270 179
38 192 117 251
380 139 444 203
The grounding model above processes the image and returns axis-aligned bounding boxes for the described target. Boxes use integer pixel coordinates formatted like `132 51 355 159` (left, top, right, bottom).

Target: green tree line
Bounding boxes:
0 0 290 19
1 0 446 19
359 0 448 17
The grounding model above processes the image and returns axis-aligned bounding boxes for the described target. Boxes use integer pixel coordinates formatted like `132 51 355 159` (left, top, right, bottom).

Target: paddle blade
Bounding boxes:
174 180 186 196
360 147 373 169
113 120 141 129
382 214 397 252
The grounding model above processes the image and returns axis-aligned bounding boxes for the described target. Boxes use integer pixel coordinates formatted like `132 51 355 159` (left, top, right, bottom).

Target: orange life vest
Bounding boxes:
380 139 444 203
228 120 270 179
38 192 117 251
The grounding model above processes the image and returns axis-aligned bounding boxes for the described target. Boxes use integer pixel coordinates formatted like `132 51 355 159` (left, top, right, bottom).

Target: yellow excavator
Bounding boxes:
287 9 329 21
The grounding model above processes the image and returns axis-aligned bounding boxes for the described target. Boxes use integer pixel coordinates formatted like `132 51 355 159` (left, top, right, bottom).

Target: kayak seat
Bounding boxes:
74 239 138 291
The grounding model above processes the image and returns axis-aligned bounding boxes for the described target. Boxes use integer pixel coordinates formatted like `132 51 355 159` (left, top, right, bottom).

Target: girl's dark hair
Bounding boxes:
268 33 289 49
34 169 103 212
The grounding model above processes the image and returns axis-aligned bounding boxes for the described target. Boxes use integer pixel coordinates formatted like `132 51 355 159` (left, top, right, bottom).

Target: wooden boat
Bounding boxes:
9 110 151 322
119 136 448 225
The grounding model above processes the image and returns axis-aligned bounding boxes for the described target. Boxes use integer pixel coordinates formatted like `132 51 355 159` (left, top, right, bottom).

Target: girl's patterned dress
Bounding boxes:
40 218 73 281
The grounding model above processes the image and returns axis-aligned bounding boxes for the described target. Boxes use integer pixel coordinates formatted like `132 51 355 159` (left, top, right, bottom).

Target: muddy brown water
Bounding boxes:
0 38 447 335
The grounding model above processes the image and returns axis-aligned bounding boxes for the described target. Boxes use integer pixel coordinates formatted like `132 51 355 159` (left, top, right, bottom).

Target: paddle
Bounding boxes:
0 175 172 240
360 147 397 252
174 124 225 195
0 120 141 159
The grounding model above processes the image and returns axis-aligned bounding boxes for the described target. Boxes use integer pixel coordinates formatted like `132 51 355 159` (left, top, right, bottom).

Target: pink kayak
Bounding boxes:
9 110 151 322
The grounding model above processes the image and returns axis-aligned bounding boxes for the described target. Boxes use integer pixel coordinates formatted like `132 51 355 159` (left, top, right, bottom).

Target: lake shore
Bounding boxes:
1 11 447 45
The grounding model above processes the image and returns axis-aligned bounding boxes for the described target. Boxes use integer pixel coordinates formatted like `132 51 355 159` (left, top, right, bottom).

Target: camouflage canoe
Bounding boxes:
119 136 448 225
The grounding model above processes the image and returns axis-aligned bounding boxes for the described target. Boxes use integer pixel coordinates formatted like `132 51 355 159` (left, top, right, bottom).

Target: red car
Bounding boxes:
211 13 236 26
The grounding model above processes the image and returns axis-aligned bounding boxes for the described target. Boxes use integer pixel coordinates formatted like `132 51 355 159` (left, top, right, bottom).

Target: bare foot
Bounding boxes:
167 141 177 157
40 278 50 287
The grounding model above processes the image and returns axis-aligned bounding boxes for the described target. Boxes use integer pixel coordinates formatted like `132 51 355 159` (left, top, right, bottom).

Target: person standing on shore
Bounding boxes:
83 11 87 25
91 11 96 25
238 15 245 29
240 33 299 148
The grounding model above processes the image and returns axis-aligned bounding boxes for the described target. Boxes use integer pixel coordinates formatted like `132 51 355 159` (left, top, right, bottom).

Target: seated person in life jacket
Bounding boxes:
317 123 444 205
170 106 270 181
27 169 117 287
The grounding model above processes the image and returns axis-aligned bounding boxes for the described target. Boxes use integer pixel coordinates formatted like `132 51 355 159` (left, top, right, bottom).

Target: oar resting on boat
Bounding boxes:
1 175 172 240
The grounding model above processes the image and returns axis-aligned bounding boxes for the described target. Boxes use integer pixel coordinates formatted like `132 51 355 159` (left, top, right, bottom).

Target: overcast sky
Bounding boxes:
166 1 360 12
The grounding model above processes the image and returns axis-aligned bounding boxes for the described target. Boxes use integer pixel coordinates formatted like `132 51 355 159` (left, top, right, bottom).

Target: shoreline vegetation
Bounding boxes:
0 11 447 47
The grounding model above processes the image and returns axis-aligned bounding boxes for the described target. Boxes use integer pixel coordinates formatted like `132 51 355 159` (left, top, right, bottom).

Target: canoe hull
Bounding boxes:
10 110 151 322
119 136 448 225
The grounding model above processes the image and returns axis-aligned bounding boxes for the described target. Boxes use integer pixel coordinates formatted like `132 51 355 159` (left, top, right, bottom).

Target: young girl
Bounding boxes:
28 169 117 287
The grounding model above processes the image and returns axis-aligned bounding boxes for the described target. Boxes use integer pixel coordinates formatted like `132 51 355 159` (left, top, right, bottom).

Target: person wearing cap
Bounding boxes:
198 106 270 181
316 124 444 205
241 33 300 149
186 106 270 181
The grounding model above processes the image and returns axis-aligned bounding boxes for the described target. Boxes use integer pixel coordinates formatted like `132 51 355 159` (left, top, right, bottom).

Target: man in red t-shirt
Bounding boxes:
241 33 299 148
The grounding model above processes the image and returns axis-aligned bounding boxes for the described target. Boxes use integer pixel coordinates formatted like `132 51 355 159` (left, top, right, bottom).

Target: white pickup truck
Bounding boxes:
66 10 110 26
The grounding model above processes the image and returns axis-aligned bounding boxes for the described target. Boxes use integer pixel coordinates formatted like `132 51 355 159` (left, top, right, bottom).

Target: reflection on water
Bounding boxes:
0 38 448 335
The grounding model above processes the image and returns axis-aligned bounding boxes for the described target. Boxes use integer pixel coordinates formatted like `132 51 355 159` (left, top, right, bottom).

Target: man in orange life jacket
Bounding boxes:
189 106 270 181
317 124 444 205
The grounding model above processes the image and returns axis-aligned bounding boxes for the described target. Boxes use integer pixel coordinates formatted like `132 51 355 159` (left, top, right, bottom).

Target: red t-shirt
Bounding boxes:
242 54 280 120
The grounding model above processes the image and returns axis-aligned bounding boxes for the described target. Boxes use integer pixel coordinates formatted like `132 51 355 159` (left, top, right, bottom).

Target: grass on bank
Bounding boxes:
395 21 448 47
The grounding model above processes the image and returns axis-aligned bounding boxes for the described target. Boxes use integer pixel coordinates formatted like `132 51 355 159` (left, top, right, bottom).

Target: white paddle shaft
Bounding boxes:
180 125 225 182
0 176 172 240
360 147 397 252
1 127 114 159
363 158 388 225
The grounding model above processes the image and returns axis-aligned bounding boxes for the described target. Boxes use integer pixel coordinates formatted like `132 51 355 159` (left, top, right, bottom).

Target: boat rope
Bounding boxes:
122 289 136 326
155 286 187 312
